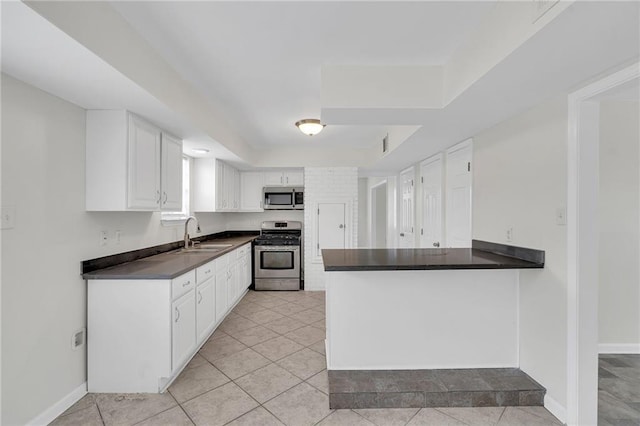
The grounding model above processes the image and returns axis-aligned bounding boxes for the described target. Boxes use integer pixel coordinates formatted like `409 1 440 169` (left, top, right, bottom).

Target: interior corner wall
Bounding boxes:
0 75 228 425
598 100 640 349
303 167 358 290
472 96 569 413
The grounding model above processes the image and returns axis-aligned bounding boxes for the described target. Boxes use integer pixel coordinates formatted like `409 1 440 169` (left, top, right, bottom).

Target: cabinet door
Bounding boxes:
224 164 234 211
264 172 284 186
128 115 161 209
233 169 241 210
240 172 264 210
196 279 215 345
284 171 304 186
215 160 226 211
172 290 196 371
161 133 183 211
227 262 239 306
215 271 228 322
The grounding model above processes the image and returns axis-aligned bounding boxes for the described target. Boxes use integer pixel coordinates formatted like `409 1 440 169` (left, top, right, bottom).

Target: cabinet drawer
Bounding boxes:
172 270 196 300
196 260 215 284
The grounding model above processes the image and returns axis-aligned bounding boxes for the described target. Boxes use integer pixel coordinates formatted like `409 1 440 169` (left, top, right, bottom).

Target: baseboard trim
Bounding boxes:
27 382 87 426
544 394 567 425
599 343 640 354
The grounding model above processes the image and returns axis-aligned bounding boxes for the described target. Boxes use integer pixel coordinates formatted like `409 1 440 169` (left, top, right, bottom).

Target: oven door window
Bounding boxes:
266 193 293 206
260 251 294 270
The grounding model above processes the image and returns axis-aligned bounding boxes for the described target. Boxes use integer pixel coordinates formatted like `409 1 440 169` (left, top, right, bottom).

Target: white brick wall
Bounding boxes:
303 167 358 290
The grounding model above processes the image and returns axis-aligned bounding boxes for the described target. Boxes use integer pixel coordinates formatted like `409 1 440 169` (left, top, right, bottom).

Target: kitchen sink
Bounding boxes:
175 243 233 254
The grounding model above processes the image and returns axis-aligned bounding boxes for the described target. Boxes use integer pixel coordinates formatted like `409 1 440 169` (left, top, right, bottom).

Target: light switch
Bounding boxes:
1 205 16 229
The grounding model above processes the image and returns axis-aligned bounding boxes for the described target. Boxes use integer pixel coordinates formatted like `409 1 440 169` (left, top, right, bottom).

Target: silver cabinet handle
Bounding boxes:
280 175 283 184
205 269 211 274
400 233 405 237
198 291 203 304
175 307 180 322
162 192 168 205
286 176 289 184
339 224 344 229
156 190 161 204
433 242 440 247
182 280 191 288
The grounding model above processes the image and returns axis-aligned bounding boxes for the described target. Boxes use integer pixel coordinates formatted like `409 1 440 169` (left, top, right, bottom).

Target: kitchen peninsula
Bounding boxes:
322 240 545 409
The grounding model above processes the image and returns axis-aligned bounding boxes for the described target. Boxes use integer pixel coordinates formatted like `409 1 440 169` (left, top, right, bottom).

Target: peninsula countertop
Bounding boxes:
322 240 544 271
83 234 258 280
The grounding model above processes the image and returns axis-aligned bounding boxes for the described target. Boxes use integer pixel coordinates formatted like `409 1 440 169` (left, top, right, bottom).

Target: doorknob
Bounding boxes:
433 242 440 247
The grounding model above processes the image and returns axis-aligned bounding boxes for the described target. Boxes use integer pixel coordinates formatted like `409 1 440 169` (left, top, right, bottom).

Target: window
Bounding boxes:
161 156 191 223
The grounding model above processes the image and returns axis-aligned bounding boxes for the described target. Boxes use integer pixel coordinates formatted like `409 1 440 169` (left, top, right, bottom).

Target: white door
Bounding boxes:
161 133 183 211
445 140 472 248
420 155 443 248
399 167 415 248
127 115 161 210
196 279 215 345
172 290 196 371
317 203 346 257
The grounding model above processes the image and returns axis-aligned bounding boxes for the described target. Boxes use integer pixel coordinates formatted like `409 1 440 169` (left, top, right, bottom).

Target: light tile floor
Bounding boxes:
51 290 563 426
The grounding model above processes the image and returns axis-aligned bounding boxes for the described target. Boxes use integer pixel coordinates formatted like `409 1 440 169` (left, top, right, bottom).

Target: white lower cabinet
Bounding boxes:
87 243 253 393
172 289 196 371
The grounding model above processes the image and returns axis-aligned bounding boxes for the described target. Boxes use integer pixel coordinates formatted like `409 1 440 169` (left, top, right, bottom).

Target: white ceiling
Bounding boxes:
2 1 639 174
110 1 494 151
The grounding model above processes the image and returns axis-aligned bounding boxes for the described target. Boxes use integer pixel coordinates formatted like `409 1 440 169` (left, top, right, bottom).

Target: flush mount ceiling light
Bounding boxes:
295 119 325 136
192 148 210 154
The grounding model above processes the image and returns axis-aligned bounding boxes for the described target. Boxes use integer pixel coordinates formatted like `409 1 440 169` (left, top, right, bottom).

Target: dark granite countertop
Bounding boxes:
83 235 257 280
322 241 544 271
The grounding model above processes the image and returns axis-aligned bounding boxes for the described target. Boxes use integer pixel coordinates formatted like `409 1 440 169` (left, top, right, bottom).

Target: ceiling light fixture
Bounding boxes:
192 148 210 154
295 119 325 136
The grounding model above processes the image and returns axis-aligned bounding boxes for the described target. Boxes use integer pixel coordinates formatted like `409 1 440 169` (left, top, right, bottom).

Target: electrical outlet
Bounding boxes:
71 328 86 350
1 205 16 229
100 230 108 246
506 227 513 243
115 230 122 245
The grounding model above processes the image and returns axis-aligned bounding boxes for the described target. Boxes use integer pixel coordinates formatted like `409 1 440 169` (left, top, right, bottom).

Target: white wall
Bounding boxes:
598 100 640 348
304 167 358 290
224 210 303 231
0 75 228 425
472 96 568 412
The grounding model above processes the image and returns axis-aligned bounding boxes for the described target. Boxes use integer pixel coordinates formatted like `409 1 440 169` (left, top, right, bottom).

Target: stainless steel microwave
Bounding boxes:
263 187 304 210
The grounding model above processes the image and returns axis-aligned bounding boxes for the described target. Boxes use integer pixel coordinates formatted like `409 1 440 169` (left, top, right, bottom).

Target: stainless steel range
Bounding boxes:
254 221 302 291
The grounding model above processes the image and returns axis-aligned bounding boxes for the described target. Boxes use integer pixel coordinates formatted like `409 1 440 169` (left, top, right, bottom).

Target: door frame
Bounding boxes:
566 62 639 426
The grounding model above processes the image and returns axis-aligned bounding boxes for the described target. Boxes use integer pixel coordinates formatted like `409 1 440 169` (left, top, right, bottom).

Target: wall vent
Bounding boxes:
382 134 389 153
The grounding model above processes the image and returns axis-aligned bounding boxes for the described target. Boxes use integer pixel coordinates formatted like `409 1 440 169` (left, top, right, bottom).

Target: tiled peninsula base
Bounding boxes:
328 368 546 409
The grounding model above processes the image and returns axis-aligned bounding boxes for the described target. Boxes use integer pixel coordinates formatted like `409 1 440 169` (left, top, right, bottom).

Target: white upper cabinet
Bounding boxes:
264 170 304 186
240 172 264 211
193 159 239 212
86 110 182 211
161 133 183 211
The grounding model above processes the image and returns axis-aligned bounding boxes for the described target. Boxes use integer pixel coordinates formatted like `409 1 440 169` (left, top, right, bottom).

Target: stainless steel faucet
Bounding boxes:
184 216 201 248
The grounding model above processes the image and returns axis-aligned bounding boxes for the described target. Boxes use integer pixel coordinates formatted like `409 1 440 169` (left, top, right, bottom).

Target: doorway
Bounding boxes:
567 62 639 425
370 181 388 248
